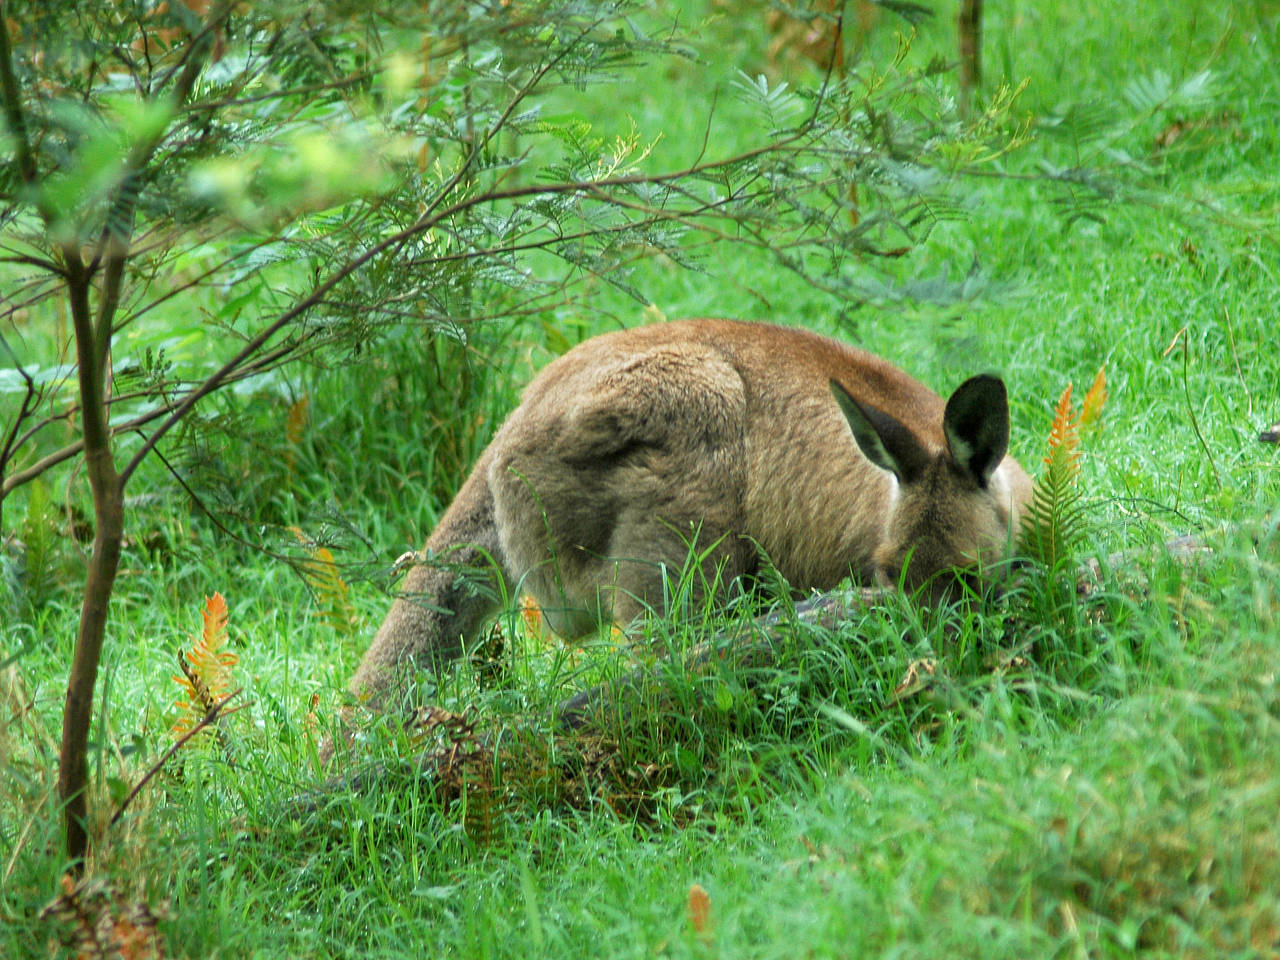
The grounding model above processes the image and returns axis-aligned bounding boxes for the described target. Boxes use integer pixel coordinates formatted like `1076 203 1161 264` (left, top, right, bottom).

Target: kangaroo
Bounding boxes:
339 318 1031 730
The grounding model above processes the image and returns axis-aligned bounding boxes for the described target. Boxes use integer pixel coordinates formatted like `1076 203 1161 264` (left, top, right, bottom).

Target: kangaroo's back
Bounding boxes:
330 318 1030 756
665 320 951 587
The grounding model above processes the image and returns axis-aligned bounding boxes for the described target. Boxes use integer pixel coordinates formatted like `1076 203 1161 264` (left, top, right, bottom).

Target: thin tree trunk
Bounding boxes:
958 0 983 112
48 2 230 864
57 461 123 862
57 254 126 866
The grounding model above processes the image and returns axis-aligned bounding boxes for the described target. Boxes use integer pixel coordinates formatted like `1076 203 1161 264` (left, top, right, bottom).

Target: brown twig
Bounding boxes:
109 688 246 828
1221 305 1253 419
1162 326 1222 491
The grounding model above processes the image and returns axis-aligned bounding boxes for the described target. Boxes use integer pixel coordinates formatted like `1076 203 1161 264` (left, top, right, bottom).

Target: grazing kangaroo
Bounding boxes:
340 318 1031 729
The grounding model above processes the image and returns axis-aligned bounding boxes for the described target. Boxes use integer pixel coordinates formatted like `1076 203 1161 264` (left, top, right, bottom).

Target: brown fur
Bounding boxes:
342 319 1031 727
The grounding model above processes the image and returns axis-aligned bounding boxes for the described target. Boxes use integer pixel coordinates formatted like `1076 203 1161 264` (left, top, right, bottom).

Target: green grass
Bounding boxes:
5 1 1280 957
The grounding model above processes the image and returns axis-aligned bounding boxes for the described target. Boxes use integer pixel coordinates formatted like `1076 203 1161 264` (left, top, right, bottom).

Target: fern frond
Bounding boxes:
18 478 59 609
1020 384 1085 569
41 873 167 960
308 546 357 633
519 594 548 642
463 766 497 848
1080 365 1108 431
283 394 310 471
688 883 713 938
172 592 238 741
291 528 357 634
285 394 310 447
412 706 500 846
1046 383 1081 470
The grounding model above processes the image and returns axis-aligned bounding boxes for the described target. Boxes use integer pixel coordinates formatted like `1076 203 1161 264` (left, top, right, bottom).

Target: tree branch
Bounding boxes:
0 333 40 530
115 126 814 486
0 326 332 501
0 251 64 274
90 0 236 350
183 69 376 114
153 0 234 106
109 689 245 828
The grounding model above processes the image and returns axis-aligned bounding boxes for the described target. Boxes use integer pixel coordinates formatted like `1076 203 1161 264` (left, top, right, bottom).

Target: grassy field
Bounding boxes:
4 1 1280 957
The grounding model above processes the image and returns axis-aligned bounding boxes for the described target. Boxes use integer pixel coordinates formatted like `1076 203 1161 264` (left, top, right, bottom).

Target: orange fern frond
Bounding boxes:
283 394 310 472
1044 382 1081 476
291 528 357 634
519 594 546 641
687 883 712 938
41 874 166 960
1080 366 1108 431
285 394 310 447
1021 381 1089 569
172 592 238 741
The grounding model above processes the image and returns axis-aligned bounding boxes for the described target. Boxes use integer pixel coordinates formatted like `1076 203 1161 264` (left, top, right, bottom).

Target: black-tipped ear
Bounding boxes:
830 379 930 484
942 374 1009 487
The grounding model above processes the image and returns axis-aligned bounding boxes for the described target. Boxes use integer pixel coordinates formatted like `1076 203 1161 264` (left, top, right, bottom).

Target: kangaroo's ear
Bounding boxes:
942 374 1009 487
831 379 929 484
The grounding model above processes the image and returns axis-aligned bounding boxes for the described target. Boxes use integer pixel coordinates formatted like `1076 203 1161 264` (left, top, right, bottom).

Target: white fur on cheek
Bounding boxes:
989 461 1012 510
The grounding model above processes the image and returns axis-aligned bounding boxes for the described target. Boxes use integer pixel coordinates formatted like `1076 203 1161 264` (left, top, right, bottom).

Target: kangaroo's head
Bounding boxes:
831 374 1019 604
